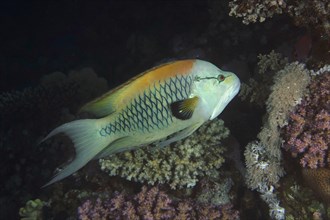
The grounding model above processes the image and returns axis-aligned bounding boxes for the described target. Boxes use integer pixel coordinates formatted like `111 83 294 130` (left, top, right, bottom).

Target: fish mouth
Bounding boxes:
226 74 241 94
209 74 240 120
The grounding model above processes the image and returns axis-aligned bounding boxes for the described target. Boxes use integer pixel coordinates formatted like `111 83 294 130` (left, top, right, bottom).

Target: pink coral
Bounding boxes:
283 72 330 168
77 186 239 220
78 198 111 220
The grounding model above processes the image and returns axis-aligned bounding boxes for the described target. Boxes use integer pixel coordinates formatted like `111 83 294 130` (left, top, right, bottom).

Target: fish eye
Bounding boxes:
217 74 226 82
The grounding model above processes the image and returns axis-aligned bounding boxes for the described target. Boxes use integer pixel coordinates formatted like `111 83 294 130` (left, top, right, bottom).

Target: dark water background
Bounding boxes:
1 1 209 91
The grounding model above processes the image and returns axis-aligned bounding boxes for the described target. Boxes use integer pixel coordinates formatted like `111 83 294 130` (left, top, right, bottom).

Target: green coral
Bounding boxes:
99 119 229 189
19 199 46 220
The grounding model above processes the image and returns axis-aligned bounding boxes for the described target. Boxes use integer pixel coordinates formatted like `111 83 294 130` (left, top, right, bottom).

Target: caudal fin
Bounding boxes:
41 119 110 187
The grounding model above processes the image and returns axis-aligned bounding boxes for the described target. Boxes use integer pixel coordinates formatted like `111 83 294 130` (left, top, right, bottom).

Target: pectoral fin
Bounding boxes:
170 96 199 120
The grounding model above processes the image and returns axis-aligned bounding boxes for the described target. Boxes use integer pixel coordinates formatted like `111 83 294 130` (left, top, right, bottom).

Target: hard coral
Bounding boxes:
283 72 330 168
77 186 239 220
243 58 311 220
100 119 229 189
266 62 311 129
239 50 288 106
287 0 330 37
229 0 330 38
244 60 310 190
302 168 330 203
229 0 286 24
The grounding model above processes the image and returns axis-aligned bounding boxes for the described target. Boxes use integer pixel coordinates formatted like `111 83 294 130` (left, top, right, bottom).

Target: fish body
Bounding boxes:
42 59 240 186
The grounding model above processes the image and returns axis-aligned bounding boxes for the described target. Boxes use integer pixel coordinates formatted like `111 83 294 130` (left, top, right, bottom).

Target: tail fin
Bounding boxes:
41 119 110 187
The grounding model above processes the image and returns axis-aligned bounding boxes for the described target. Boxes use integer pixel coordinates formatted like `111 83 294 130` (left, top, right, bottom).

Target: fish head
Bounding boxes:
192 60 240 120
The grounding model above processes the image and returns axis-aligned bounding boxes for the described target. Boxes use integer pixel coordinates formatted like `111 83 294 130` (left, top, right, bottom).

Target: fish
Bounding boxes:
42 59 240 186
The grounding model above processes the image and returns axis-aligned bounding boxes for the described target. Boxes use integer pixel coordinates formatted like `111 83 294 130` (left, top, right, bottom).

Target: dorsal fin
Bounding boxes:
79 84 127 117
170 96 199 120
80 60 195 117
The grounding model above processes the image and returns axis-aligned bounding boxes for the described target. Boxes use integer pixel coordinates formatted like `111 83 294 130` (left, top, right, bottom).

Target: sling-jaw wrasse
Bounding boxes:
42 59 240 186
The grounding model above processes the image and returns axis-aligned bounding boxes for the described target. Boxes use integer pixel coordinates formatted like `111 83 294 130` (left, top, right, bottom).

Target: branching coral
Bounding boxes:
239 50 288 106
229 0 287 24
77 186 239 220
229 0 330 37
287 0 330 37
283 71 330 168
244 57 310 188
263 61 311 142
100 119 229 189
243 54 311 220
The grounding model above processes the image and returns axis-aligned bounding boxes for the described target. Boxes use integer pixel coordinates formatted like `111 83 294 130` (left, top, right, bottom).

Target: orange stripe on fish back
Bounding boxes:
116 60 195 106
79 60 195 116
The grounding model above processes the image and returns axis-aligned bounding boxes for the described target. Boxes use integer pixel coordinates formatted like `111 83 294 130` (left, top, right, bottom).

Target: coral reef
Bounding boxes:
260 184 285 220
245 58 310 189
243 53 311 219
302 168 330 204
239 50 288 106
310 64 330 76
229 0 286 24
0 81 77 122
19 199 46 220
245 141 282 190
77 185 239 220
0 68 108 122
263 61 311 143
31 168 238 219
100 119 229 189
5 2 328 220
0 68 109 219
244 141 285 219
283 71 330 168
40 68 108 103
280 175 327 220
196 177 234 206
287 1 330 37
229 0 330 37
